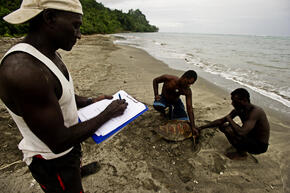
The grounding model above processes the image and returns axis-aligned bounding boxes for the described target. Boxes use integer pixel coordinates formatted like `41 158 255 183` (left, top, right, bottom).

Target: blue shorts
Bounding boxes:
153 96 189 120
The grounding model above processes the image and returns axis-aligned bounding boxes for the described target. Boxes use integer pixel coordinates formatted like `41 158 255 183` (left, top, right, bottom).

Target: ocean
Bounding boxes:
113 32 290 121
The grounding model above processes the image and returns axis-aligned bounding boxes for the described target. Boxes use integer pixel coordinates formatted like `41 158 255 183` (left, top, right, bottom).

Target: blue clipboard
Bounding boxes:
78 91 148 144
91 105 148 144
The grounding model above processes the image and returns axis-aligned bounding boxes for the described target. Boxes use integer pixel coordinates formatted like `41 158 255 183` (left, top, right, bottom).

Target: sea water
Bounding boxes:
113 32 290 121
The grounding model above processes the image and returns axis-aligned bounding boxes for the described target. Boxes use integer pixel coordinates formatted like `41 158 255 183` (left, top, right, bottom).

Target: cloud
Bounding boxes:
97 0 290 36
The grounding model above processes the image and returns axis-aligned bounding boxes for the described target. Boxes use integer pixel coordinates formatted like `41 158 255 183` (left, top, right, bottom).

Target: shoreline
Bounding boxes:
113 33 290 128
116 37 290 129
0 34 288 192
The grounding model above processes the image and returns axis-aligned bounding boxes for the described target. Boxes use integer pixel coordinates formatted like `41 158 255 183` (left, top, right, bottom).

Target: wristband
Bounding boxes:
87 97 93 105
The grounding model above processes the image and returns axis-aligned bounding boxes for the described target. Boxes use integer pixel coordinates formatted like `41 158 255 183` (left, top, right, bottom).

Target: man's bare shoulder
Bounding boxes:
163 74 179 80
2 51 40 67
158 74 178 82
251 105 267 119
154 74 178 84
0 52 51 92
183 87 192 95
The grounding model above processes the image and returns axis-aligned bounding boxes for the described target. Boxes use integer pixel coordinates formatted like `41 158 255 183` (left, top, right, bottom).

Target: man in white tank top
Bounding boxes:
0 1 127 192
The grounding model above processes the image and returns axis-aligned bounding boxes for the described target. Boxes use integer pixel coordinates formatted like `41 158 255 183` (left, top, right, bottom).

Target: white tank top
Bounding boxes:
0 43 79 165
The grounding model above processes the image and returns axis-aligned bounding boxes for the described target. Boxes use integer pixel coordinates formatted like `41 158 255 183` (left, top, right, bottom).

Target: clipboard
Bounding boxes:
77 90 148 144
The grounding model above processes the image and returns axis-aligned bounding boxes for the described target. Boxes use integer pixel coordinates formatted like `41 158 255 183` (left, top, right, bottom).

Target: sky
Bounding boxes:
97 0 290 36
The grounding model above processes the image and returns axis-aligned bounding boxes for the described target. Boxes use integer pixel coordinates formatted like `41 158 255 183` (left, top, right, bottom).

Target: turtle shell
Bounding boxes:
154 120 193 141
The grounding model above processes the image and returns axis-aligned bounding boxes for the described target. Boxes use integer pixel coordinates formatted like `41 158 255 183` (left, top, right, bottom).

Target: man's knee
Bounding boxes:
219 124 244 148
218 123 231 133
153 99 166 112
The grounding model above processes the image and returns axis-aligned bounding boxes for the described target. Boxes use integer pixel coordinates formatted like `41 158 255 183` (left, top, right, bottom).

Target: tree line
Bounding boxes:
0 0 159 37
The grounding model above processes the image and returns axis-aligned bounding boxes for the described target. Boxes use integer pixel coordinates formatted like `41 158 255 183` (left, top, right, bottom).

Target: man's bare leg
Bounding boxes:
219 124 248 160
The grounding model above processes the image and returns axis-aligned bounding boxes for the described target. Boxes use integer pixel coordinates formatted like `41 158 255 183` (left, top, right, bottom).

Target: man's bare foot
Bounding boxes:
160 111 167 118
225 151 248 160
225 146 236 153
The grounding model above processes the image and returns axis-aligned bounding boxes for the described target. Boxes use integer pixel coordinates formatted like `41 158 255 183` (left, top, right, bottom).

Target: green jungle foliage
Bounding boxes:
0 0 159 37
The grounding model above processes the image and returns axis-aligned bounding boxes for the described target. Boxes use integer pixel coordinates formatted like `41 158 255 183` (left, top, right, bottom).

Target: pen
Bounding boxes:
119 94 122 100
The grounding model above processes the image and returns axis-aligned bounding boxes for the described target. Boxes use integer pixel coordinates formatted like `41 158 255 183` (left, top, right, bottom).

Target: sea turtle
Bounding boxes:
154 120 194 141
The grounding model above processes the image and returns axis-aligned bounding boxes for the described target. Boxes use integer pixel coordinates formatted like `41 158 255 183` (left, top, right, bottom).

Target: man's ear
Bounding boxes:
42 9 57 27
240 97 248 104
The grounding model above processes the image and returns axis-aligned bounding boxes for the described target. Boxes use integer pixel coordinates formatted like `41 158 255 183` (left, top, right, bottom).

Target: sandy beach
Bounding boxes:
0 34 289 193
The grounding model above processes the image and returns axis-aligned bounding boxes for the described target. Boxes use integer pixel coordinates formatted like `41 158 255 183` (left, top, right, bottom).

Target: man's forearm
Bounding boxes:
199 118 226 130
153 87 158 98
188 112 195 128
52 99 127 153
53 111 111 154
153 80 159 97
186 104 195 128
